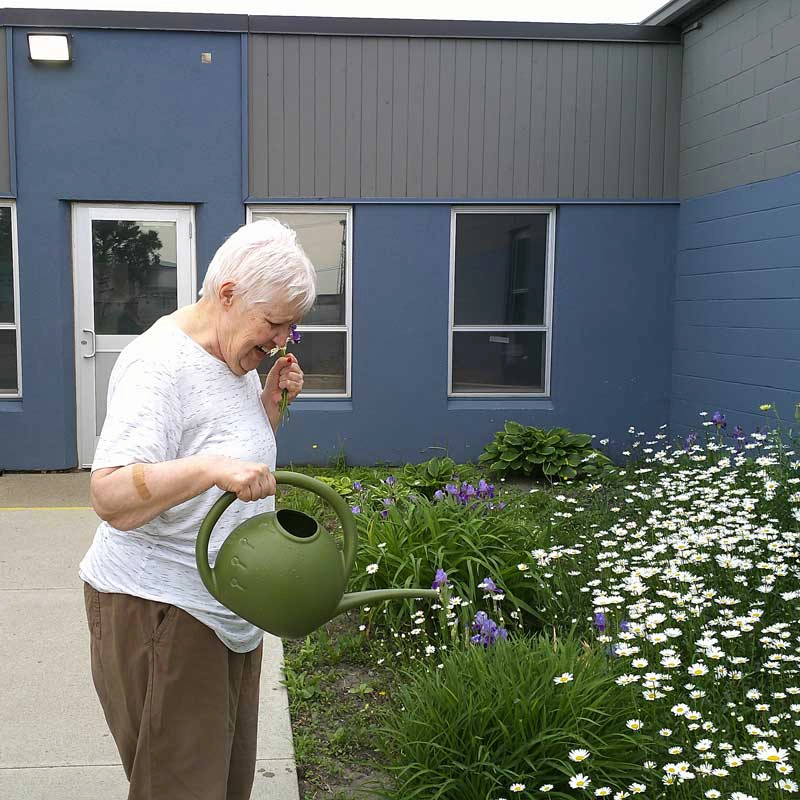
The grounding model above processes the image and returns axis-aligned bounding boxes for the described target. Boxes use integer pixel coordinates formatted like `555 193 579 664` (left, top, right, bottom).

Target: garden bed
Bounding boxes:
279 410 800 800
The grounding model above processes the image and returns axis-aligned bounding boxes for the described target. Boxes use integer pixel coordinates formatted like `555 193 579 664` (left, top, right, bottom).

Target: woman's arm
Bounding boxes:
91 455 276 532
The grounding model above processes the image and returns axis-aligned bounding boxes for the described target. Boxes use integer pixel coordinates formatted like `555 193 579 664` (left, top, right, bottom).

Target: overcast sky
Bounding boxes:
4 0 669 25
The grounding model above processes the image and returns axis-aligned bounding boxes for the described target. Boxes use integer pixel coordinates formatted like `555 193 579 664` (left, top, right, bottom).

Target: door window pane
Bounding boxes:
454 213 547 326
0 207 14 324
92 220 178 335
251 211 346 326
452 331 545 394
0 329 18 394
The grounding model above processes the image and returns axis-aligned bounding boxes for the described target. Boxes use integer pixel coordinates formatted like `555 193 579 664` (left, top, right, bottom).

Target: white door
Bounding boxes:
73 204 196 467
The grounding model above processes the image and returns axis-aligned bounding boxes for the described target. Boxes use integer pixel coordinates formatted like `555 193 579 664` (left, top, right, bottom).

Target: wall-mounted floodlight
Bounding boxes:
27 34 72 64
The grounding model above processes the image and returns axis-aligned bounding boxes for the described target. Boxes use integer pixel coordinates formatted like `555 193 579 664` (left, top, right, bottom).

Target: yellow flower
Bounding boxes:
760 404 772 411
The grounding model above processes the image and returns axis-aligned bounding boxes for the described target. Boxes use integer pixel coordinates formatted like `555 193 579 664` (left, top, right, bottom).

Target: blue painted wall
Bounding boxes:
278 203 678 466
0 29 245 469
0 26 680 470
671 170 800 443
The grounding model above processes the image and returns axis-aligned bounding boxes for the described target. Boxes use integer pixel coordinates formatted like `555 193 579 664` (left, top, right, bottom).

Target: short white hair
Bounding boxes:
200 218 317 315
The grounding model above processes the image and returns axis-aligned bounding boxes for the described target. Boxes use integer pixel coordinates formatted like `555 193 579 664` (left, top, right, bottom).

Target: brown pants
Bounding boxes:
83 583 262 800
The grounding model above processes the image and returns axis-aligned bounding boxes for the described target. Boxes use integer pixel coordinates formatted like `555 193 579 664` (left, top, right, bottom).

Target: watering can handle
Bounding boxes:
195 471 359 592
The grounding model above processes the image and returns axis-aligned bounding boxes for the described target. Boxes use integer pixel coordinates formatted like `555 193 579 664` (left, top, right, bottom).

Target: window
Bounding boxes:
248 206 351 397
449 207 554 397
0 203 20 397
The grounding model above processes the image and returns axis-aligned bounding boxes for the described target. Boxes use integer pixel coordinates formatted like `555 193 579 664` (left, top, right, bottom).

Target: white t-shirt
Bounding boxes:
79 317 275 653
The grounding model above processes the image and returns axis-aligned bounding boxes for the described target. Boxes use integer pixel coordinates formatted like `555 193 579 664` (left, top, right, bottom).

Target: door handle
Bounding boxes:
81 328 96 358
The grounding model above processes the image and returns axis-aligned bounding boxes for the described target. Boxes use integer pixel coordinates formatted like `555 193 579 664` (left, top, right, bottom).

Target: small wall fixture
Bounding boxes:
27 33 72 63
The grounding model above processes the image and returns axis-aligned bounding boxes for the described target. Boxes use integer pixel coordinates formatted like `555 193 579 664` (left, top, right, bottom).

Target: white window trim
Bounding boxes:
448 205 556 399
246 205 352 399
0 201 21 398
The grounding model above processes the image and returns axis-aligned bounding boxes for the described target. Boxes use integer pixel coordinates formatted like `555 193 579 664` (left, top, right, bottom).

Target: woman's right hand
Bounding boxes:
211 457 277 502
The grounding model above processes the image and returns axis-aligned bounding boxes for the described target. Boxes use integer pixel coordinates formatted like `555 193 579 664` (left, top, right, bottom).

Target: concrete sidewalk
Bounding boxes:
0 472 299 800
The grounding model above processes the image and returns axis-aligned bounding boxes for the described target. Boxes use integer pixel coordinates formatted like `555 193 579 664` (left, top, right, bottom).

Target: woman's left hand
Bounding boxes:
263 355 304 410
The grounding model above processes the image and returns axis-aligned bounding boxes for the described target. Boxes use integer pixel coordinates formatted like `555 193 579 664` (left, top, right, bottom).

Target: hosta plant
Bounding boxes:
400 456 458 498
478 421 614 482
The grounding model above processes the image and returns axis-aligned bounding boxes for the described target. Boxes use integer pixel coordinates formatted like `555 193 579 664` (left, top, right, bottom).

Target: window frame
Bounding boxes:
448 205 556 399
0 201 21 398
246 204 352 399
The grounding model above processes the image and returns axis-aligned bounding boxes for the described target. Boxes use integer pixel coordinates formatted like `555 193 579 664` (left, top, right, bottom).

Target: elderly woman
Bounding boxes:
79 218 316 800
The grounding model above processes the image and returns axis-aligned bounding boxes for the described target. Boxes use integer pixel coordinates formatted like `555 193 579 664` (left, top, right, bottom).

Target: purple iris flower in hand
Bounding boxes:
289 323 302 344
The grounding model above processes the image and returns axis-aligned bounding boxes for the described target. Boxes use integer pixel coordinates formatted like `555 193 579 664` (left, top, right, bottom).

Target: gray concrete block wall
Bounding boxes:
680 0 800 196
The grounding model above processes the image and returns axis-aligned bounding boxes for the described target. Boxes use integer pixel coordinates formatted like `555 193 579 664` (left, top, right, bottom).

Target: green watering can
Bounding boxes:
196 470 439 639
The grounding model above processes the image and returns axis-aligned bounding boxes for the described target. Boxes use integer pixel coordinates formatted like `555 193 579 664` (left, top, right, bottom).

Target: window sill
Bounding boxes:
0 398 23 411
448 397 554 411
292 399 353 412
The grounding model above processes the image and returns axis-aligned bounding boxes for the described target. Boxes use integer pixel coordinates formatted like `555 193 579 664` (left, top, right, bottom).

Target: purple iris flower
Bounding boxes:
712 411 727 429
620 619 630 633
433 489 445 501
290 323 302 344
593 612 607 632
353 481 363 491
684 432 697 451
445 483 459 495
470 611 507 647
431 568 449 590
351 505 361 515
380 509 389 519
385 475 396 486
479 577 501 595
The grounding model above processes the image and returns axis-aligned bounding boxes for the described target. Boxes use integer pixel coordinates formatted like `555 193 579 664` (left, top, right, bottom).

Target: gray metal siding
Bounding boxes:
0 32 10 195
680 0 800 197
249 34 682 200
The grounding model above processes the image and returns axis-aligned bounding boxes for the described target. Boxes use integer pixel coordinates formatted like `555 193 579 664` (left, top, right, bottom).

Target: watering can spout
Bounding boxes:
335 588 439 617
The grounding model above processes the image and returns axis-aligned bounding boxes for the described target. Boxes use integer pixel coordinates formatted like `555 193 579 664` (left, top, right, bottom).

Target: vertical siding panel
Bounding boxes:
314 37 332 197
345 38 363 198
558 42 578 197
421 39 441 198
649 46 668 199
283 36 300 197
248 35 268 198
497 41 517 197
529 43 548 197
452 40 470 197
664 46 682 198
0 33 8 195
329 37 347 197
573 43 593 199
512 42 532 198
391 39 409 196
406 39 426 198
360 38 378 197
603 44 623 198
588 44 608 198
467 40 487 197
437 40 456 197
482 40 502 197
543 43 563 198
298 37 316 197
376 38 394 196
634 45 653 198
267 36 285 197
618 44 638 198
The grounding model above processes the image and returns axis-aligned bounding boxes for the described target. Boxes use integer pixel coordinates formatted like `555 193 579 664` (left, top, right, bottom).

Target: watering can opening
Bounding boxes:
275 508 319 540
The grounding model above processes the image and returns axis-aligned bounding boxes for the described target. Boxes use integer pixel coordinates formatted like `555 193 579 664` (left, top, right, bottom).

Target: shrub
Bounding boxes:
479 421 615 483
378 633 654 800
